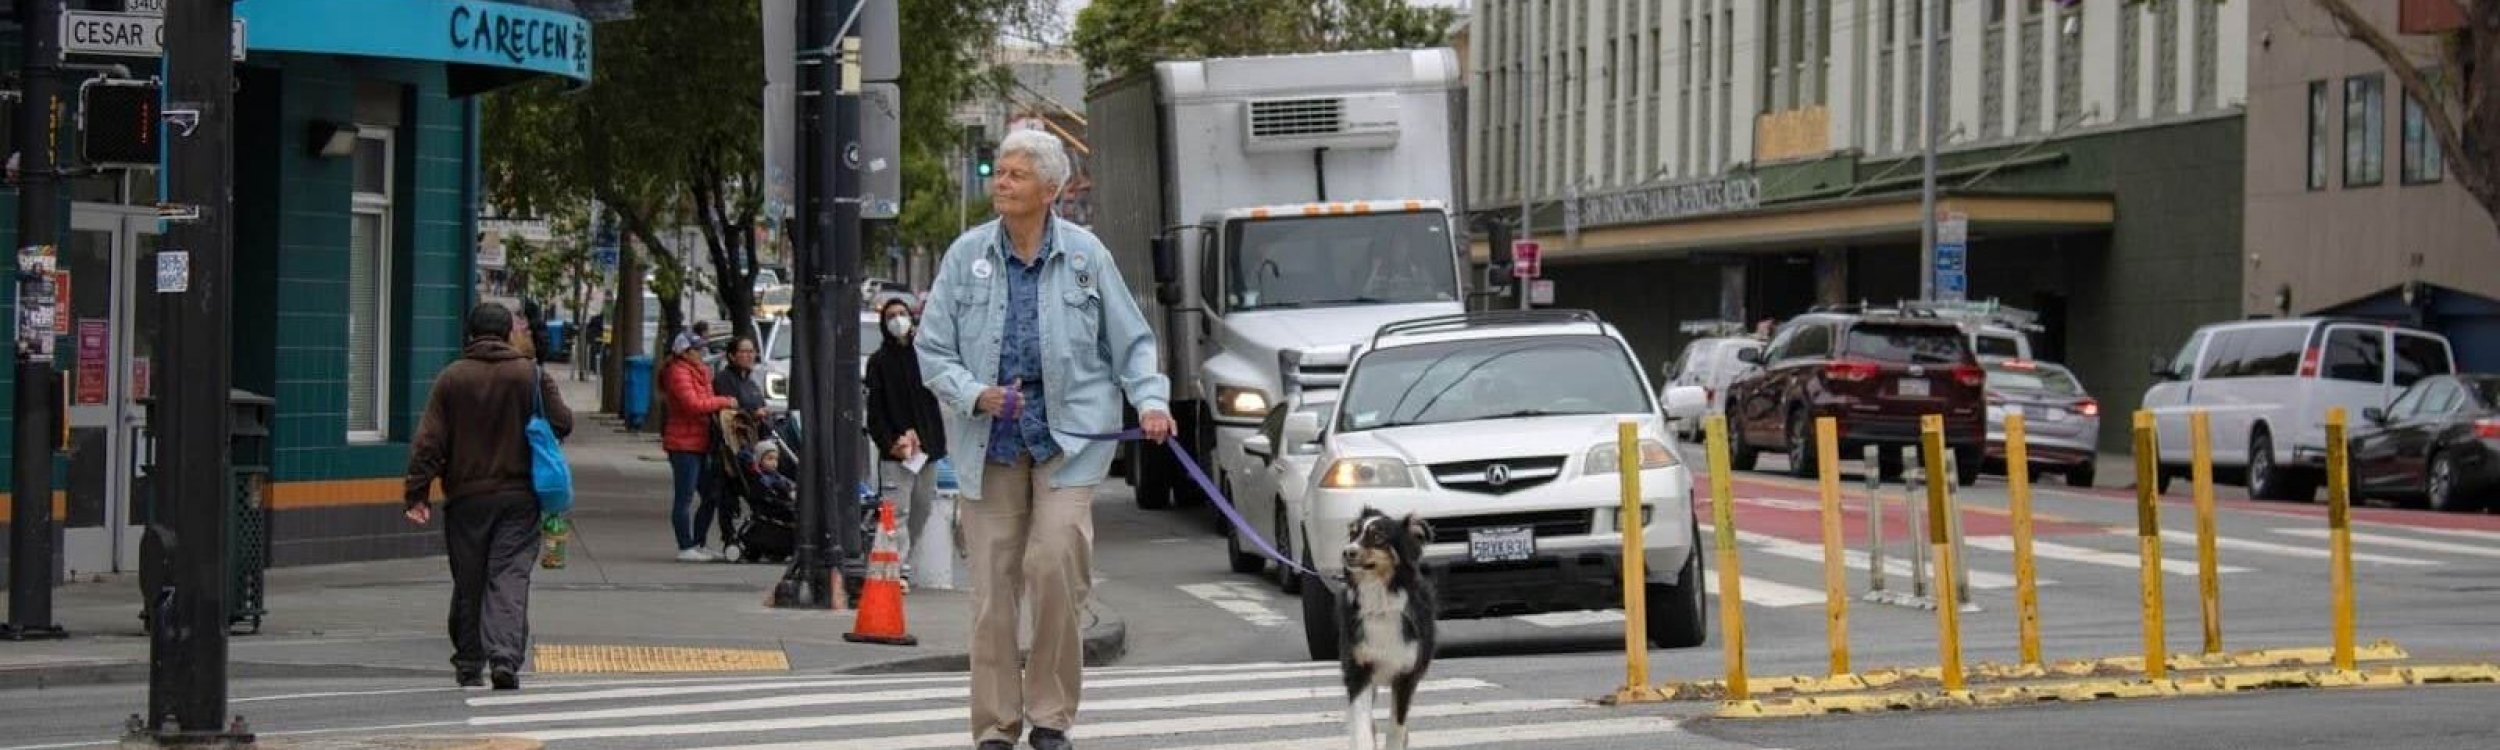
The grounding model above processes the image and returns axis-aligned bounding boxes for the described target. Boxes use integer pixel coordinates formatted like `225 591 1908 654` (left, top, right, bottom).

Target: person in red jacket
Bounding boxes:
662 329 737 561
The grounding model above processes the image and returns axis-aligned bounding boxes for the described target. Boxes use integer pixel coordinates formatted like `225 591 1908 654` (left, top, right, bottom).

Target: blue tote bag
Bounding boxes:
529 367 574 515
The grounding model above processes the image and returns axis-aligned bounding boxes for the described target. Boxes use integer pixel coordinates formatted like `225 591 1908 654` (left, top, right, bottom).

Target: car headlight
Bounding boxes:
1320 458 1413 489
1216 385 1271 419
1587 439 1678 474
766 372 789 399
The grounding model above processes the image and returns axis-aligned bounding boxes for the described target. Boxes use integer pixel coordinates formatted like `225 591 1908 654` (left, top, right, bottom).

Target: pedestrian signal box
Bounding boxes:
80 79 159 168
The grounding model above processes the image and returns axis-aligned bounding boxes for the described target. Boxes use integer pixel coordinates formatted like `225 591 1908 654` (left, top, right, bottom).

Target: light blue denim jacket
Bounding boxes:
916 217 1170 497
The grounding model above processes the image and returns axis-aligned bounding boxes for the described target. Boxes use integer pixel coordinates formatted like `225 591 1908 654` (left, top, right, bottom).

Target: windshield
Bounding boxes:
1845 324 1971 365
761 287 792 306
1225 212 1458 311
1985 363 2084 395
768 318 882 362
1336 335 1650 432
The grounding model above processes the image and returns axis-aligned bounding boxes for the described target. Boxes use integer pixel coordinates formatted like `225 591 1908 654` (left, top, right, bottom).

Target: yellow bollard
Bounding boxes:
2192 411 2222 656
1614 420 1657 701
2326 408 2356 672
1703 415 1749 700
1814 417 1850 677
2005 412 2042 667
2132 411 2168 680
1919 415 1964 692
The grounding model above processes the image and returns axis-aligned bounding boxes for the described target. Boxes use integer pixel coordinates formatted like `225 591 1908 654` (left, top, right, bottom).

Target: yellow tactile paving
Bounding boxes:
529 644 791 674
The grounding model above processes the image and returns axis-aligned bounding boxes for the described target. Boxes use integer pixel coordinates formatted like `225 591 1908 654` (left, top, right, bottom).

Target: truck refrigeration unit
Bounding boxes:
1087 48 1470 511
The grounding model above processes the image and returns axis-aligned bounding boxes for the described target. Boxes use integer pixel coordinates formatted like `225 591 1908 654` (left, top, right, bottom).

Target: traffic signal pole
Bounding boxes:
130 0 253 744
5 0 69 645
774 0 868 609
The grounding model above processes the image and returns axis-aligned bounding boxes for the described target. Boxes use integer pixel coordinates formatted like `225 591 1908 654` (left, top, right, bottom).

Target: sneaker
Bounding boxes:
975 741 1014 750
454 666 484 688
490 666 520 691
677 548 717 563
720 544 742 563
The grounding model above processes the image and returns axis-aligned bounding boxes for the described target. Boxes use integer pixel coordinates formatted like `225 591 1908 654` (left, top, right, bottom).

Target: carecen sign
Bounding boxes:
235 0 592 86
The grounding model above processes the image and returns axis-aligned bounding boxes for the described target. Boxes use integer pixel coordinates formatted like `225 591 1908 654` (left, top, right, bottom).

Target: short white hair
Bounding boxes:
997 128 1071 193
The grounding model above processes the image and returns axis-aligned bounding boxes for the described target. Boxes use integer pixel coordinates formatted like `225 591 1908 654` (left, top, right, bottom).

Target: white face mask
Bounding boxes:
885 315 913 338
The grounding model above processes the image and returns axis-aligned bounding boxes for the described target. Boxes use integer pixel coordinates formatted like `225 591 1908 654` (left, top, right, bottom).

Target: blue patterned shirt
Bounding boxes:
988 225 1060 466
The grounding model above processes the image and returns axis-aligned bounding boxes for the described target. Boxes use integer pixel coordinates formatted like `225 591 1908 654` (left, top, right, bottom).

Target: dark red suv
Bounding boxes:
1721 311 1986 486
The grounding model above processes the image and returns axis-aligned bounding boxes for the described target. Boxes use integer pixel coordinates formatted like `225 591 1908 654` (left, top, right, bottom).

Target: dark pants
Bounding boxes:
445 492 541 671
670 451 716 550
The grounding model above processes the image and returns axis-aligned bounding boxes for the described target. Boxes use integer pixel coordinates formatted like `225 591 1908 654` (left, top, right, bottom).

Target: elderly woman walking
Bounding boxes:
918 129 1173 750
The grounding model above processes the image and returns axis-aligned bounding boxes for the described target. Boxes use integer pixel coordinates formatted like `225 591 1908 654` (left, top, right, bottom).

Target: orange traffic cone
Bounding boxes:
843 502 918 646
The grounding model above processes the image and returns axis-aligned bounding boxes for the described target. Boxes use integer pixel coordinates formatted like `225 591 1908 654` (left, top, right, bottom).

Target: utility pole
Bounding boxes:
775 0 868 608
1919 0 1943 302
4 0 69 644
138 0 251 744
1516 0 1538 312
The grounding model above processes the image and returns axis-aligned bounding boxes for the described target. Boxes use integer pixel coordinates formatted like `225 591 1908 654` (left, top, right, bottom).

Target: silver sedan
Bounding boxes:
1982 358 2103 487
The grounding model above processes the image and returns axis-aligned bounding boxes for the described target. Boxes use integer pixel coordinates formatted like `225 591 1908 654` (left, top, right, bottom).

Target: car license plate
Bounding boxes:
1468 526 1535 564
2044 408 2066 422
1897 378 1930 397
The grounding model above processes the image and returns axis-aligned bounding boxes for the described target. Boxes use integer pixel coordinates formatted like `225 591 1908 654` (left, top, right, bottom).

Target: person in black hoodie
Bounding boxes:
867 297 948 564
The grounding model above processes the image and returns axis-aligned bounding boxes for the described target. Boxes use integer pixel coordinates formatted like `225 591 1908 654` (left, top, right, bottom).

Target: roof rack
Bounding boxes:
1812 298 2042 332
1370 309 1605 348
1678 319 1754 337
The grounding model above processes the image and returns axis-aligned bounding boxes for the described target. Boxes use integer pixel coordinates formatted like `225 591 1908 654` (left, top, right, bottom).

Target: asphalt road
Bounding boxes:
4 454 2497 749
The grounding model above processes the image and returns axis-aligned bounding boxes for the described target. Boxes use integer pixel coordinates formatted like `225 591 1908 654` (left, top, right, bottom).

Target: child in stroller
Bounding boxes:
712 411 800 563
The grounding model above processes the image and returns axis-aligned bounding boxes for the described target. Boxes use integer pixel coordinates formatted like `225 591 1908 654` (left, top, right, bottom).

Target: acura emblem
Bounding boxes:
1484 463 1513 486
1908 365 1926 376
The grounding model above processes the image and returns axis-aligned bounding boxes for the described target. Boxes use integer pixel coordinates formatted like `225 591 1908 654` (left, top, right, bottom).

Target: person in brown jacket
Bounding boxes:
404 302 574 690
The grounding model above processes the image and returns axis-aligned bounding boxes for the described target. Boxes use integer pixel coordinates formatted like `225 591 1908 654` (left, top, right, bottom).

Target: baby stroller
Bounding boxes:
712 411 801 564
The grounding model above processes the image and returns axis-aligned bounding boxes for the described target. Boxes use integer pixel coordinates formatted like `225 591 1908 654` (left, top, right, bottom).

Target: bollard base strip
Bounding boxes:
1602 684 1671 705
1653 640 2412 700
1708 661 2500 719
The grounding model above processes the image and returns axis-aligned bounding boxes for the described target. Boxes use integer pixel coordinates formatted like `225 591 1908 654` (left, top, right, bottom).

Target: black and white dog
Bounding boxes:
1338 507 1437 750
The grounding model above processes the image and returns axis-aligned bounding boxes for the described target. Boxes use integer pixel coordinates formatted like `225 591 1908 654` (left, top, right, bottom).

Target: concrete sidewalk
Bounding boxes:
0 364 1123 690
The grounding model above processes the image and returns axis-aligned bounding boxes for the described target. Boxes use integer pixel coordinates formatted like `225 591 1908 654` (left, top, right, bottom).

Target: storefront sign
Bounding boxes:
76 319 108 406
236 0 593 86
1572 176 1764 231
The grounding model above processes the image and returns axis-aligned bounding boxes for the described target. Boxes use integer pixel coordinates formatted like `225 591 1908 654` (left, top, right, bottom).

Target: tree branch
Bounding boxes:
2311 0 2498 220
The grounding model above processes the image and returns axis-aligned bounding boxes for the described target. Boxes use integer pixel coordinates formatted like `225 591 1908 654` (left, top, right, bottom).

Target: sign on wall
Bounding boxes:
235 0 594 86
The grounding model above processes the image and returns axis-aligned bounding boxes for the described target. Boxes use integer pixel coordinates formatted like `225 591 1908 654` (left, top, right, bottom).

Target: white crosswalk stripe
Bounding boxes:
1966 535 2253 576
1180 581 1295 627
1708 524 2043 589
2274 528 2500 558
442 663 1664 750
2158 532 2442 567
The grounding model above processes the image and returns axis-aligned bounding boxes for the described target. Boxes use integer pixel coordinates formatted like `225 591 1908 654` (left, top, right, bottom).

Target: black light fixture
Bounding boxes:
306 119 355 159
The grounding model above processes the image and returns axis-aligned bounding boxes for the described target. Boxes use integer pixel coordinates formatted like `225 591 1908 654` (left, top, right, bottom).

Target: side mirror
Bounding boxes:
2148 355 2172 380
1243 434 1274 459
1283 411 1322 450
1663 386 1709 422
2363 407 2387 425
1149 236 1177 285
1735 348 1764 365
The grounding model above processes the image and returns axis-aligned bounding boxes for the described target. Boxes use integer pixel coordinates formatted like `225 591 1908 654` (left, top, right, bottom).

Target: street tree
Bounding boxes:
1070 0 1456 80
882 0 1055 256
483 0 767 346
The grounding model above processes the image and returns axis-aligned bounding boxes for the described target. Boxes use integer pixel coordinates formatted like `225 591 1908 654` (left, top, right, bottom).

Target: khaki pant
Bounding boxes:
967 456 1095 744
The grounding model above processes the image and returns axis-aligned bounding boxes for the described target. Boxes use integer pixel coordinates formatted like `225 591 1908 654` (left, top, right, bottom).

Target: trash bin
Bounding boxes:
545 320 569 363
227 389 273 634
135 388 274 635
622 355 655 430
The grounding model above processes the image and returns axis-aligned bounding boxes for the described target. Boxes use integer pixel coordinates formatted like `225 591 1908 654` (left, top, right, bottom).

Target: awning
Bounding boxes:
236 0 595 96
1469 192 2115 265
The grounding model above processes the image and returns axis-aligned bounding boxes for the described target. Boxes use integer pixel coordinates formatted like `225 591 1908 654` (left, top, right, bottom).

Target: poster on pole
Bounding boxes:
76 319 108 405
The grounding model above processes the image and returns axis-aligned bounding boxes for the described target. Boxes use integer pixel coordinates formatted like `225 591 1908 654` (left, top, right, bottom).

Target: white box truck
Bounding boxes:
1087 48 1470 511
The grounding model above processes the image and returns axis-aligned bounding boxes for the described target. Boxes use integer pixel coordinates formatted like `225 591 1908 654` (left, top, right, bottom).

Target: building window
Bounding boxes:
348 127 393 442
2402 81 2445 185
2345 73 2384 187
2307 80 2328 191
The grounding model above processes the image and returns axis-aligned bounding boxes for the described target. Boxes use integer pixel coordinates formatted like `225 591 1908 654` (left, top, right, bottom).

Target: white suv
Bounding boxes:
1284 310 1711 660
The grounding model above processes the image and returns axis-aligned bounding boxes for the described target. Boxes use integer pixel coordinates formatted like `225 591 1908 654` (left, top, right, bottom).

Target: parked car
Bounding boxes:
2349 374 2500 512
1981 358 2103 487
1662 336 1763 440
1723 310 1987 486
2143 318 2455 500
1227 392 1338 594
1286 310 1711 661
